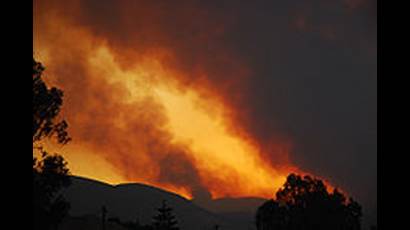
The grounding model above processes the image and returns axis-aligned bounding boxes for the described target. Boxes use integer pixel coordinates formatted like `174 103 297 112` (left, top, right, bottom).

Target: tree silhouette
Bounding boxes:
33 58 71 230
256 173 362 230
152 200 179 230
33 150 71 230
33 58 70 145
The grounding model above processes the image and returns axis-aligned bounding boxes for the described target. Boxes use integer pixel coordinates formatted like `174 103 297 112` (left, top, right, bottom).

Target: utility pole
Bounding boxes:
102 205 107 230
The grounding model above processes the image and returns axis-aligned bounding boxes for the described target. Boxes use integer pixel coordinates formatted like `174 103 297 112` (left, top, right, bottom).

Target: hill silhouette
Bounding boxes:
61 176 257 230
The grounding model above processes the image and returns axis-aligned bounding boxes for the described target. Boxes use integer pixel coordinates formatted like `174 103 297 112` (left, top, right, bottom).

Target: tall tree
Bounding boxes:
33 58 72 230
152 200 179 230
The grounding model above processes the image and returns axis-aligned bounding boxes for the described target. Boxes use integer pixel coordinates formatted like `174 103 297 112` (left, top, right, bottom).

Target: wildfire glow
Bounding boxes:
33 0 317 200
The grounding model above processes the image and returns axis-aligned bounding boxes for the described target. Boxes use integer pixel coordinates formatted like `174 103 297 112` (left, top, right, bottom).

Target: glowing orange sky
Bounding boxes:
33 0 326 200
36 42 293 199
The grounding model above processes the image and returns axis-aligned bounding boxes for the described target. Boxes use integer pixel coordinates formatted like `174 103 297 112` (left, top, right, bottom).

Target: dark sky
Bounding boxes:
228 0 377 223
35 0 377 225
198 0 377 223
220 0 377 209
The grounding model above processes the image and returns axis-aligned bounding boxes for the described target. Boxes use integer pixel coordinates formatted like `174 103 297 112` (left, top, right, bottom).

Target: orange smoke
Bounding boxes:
34 0 332 200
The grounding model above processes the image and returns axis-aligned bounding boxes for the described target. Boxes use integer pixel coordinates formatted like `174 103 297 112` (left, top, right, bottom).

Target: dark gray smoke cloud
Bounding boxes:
219 0 377 225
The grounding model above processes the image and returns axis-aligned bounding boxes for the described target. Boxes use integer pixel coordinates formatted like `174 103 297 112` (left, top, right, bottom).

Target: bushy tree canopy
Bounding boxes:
33 58 70 145
256 173 362 230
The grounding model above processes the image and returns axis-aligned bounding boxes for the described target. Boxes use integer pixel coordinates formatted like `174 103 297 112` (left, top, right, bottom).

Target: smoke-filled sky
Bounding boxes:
34 0 376 223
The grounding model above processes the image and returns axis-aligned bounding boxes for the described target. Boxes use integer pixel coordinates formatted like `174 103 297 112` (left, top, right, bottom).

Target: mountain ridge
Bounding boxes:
61 176 260 230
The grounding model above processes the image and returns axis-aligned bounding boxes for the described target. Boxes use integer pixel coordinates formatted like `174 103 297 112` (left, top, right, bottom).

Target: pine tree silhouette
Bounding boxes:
152 200 179 230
